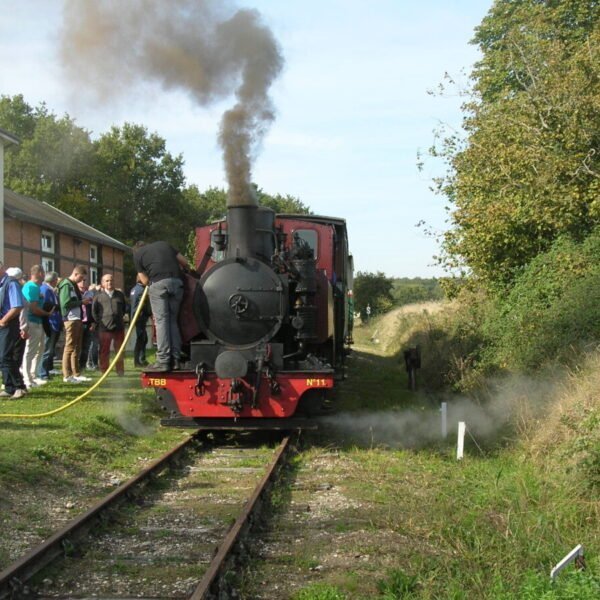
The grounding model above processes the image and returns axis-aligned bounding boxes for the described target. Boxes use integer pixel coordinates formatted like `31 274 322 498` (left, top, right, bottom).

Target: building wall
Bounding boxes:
3 217 125 288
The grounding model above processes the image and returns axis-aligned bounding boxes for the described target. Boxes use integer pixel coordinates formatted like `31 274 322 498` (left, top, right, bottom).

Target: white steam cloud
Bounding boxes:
320 373 559 449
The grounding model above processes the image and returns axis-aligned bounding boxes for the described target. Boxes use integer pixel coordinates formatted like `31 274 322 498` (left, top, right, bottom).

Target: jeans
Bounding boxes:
38 328 61 379
148 277 183 365
134 318 149 365
0 319 21 395
80 323 98 369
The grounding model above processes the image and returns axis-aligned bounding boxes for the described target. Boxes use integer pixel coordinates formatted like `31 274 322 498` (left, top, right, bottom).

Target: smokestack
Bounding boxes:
59 0 283 207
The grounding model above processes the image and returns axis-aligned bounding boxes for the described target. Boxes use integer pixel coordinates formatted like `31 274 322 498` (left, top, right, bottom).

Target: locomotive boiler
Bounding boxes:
142 197 353 427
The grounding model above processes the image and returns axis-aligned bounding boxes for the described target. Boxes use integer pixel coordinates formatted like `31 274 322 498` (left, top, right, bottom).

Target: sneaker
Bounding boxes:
12 389 25 399
63 376 78 383
0 390 12 398
33 378 48 385
73 375 92 382
146 362 170 372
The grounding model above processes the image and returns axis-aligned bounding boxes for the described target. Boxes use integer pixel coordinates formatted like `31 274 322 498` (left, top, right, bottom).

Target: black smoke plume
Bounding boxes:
60 0 283 206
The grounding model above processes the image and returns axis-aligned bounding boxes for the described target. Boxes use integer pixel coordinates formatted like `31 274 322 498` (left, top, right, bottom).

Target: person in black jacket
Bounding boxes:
92 273 127 376
133 241 189 371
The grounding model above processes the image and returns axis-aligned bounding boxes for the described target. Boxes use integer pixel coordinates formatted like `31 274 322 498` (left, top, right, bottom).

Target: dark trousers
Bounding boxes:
38 329 61 379
99 330 125 374
80 323 98 369
134 319 149 365
0 320 22 394
13 335 27 390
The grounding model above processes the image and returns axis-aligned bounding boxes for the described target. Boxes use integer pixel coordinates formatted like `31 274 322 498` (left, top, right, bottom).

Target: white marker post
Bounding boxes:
550 544 584 581
457 421 466 460
440 402 447 439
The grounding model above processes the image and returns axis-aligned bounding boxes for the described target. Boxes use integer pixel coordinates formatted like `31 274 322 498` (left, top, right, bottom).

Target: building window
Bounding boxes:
42 257 55 274
89 266 98 285
41 231 55 253
90 244 98 263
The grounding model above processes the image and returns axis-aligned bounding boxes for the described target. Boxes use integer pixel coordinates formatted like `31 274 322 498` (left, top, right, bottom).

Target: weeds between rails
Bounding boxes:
0 430 296 599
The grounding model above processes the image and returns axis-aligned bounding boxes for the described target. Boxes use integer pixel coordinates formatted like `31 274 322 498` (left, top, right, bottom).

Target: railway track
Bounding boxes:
0 432 296 599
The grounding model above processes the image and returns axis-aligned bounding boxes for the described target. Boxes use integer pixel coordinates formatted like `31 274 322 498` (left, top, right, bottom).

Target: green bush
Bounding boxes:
483 231 600 371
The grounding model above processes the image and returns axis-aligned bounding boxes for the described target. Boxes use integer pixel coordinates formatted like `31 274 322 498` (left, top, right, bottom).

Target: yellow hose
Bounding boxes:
0 285 149 419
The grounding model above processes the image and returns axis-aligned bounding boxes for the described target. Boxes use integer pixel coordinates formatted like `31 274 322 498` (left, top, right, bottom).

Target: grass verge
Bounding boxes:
0 355 186 567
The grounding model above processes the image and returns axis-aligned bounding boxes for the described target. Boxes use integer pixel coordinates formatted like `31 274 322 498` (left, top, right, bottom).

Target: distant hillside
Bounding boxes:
391 277 442 306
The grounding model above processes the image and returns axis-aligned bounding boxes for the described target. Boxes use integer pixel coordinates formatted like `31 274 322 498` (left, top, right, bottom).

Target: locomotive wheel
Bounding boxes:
297 389 329 417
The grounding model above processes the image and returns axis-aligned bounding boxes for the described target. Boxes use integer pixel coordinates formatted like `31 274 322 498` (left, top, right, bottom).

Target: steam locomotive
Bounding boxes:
141 200 353 427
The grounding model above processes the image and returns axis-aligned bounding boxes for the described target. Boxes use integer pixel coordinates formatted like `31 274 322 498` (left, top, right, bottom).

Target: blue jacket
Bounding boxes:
40 282 62 332
0 274 23 318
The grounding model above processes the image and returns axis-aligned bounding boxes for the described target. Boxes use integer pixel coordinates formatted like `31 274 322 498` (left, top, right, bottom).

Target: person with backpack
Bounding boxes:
57 265 92 384
0 261 25 399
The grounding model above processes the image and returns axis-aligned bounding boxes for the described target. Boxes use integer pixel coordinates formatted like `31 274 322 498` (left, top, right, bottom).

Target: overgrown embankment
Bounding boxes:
235 300 600 598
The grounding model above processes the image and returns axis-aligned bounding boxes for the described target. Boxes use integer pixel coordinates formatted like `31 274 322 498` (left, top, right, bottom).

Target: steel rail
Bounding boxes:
0 434 200 599
190 433 295 599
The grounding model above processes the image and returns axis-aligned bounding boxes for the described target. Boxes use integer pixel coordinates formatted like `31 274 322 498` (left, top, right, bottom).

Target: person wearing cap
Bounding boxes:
6 268 30 395
21 265 53 389
0 262 25 399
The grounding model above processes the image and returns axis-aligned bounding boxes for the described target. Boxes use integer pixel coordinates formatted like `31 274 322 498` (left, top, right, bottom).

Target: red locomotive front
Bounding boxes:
142 204 353 427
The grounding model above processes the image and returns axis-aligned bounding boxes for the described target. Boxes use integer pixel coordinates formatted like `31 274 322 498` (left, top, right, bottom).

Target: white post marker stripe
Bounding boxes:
457 421 466 460
550 544 584 581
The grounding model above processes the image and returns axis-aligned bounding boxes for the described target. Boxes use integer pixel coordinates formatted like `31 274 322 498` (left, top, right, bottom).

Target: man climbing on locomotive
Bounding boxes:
133 241 189 372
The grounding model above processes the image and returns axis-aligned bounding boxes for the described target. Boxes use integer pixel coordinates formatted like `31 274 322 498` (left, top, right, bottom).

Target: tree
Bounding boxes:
182 183 310 229
0 94 95 214
90 123 197 249
392 278 442 306
353 271 394 317
255 186 311 214
432 1 600 287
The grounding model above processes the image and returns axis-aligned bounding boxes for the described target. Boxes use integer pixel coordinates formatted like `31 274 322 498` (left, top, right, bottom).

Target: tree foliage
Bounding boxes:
90 122 195 248
391 277 442 306
434 0 600 287
0 94 95 212
482 227 600 371
0 94 310 263
353 271 394 316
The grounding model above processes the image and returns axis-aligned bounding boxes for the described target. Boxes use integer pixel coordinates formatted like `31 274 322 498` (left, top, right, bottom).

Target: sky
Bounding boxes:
0 0 493 278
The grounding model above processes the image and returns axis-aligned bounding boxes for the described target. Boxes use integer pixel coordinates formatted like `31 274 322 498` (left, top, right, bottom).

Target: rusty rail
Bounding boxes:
190 434 295 599
0 434 199 599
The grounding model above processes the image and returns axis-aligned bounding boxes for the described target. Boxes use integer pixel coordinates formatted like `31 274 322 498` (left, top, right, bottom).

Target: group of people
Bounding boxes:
0 239 188 400
0 262 152 400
